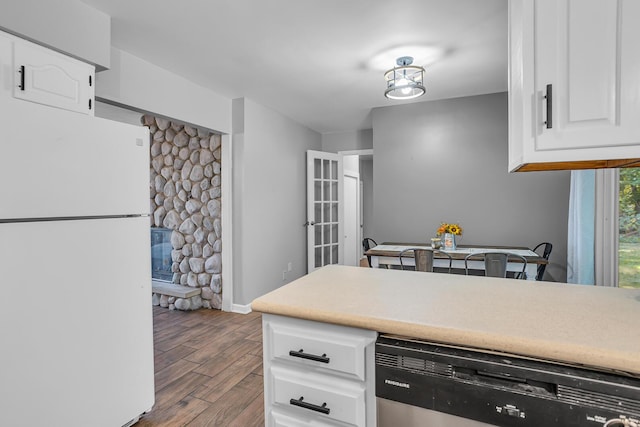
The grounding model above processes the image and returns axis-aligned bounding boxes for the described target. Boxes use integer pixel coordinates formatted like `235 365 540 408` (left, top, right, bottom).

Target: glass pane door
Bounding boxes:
307 151 343 272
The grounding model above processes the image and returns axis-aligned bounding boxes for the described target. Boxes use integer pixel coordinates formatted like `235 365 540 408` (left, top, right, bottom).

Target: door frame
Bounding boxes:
343 170 361 266
595 168 619 287
221 133 234 311
338 149 373 263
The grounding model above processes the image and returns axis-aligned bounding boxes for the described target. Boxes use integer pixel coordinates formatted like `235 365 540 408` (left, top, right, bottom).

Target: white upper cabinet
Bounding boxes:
509 0 640 171
12 37 94 116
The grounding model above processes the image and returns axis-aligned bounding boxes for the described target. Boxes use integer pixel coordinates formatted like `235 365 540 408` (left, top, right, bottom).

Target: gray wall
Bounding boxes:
97 48 231 134
95 101 142 126
0 0 110 68
233 98 322 305
322 130 375 250
322 129 373 153
0 1 231 135
372 92 570 281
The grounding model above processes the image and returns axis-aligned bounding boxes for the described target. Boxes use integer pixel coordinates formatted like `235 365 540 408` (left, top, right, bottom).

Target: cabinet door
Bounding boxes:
270 409 344 426
13 39 94 115
534 0 640 151
269 365 366 426
265 314 374 381
509 0 640 171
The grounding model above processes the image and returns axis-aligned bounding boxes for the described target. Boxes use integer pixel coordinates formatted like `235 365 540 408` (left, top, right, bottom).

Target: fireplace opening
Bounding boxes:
151 227 172 282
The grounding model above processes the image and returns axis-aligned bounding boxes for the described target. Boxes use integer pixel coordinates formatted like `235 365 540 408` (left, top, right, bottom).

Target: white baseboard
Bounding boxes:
231 303 252 314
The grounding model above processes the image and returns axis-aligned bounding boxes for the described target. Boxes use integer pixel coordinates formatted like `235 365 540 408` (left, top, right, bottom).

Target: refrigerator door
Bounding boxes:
0 94 149 220
0 217 154 427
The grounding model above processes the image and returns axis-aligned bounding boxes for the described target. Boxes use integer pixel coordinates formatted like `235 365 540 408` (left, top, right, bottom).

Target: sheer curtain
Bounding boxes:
567 170 595 285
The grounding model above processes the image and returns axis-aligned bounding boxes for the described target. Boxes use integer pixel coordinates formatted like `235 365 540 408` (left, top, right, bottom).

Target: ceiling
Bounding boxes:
80 0 508 134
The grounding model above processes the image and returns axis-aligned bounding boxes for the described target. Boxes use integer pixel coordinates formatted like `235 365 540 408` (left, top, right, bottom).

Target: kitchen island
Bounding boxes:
251 265 640 426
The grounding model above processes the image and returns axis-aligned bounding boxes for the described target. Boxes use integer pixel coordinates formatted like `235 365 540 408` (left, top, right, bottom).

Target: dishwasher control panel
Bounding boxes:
375 335 640 426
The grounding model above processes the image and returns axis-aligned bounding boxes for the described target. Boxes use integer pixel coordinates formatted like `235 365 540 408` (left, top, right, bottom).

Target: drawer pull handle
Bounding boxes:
289 349 330 364
289 396 330 415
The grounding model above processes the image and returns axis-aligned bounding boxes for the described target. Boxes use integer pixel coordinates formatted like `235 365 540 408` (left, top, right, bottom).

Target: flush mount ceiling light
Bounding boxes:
384 56 425 100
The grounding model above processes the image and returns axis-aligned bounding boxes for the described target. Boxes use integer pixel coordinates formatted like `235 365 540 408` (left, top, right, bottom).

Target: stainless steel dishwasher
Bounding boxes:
376 335 640 426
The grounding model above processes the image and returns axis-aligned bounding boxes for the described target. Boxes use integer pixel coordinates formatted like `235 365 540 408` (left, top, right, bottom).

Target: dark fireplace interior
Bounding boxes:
151 227 172 282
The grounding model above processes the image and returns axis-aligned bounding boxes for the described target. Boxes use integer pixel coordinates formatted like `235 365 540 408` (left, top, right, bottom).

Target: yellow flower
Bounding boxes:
436 222 462 236
448 224 461 235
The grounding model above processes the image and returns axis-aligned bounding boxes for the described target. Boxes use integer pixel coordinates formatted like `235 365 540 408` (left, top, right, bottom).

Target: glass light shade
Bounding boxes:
384 63 425 100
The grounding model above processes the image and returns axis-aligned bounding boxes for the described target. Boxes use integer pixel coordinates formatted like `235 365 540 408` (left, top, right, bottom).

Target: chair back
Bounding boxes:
465 252 528 279
399 248 434 271
532 242 553 281
435 250 453 273
399 248 453 273
413 248 435 272
362 238 378 268
484 253 509 278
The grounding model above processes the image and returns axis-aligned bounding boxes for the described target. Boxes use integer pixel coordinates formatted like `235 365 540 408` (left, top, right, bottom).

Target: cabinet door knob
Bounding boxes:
544 84 553 129
289 396 330 414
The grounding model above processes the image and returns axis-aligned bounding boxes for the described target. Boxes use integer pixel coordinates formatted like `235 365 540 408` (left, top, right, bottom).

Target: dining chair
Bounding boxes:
362 237 378 268
532 242 553 281
399 248 453 273
464 252 527 279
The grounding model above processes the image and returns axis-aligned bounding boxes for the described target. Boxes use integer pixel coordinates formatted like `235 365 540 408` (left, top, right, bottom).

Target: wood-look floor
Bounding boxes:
138 306 264 427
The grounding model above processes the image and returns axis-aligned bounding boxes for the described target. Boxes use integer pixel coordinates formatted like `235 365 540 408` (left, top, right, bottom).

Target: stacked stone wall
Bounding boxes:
144 115 222 310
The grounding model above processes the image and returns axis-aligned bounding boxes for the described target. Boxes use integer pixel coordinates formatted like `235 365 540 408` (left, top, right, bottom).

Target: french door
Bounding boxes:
306 151 343 272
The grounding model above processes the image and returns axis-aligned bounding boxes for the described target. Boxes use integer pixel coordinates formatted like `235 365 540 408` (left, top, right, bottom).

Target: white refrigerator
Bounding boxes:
0 56 155 426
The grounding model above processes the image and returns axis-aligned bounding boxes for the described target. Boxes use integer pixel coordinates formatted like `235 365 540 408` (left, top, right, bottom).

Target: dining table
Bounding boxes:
364 242 548 281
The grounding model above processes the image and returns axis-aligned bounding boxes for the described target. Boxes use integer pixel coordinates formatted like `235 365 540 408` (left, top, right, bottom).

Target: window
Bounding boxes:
574 168 639 288
618 168 640 288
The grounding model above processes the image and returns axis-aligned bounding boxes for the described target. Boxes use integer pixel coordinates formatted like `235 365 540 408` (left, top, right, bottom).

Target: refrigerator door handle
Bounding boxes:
0 214 149 224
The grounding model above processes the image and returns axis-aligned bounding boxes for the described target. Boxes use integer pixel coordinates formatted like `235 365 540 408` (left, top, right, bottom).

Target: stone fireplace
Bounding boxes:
145 115 222 310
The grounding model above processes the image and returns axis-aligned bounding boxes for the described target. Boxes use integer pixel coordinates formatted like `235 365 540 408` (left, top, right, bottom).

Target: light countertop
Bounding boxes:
251 265 640 377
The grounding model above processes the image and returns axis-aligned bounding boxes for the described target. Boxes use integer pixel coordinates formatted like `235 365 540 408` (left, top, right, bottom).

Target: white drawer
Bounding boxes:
264 315 376 381
269 364 366 427
270 408 344 426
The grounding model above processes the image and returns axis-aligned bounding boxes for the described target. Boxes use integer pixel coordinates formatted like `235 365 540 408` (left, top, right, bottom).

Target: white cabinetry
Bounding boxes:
1 30 95 115
262 314 377 427
509 0 640 171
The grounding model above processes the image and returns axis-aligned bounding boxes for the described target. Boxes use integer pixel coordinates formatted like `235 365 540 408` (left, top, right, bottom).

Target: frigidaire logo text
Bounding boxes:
385 379 410 389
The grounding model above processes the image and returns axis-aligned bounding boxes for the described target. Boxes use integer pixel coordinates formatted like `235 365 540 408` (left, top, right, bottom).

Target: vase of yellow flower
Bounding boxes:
436 222 462 250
